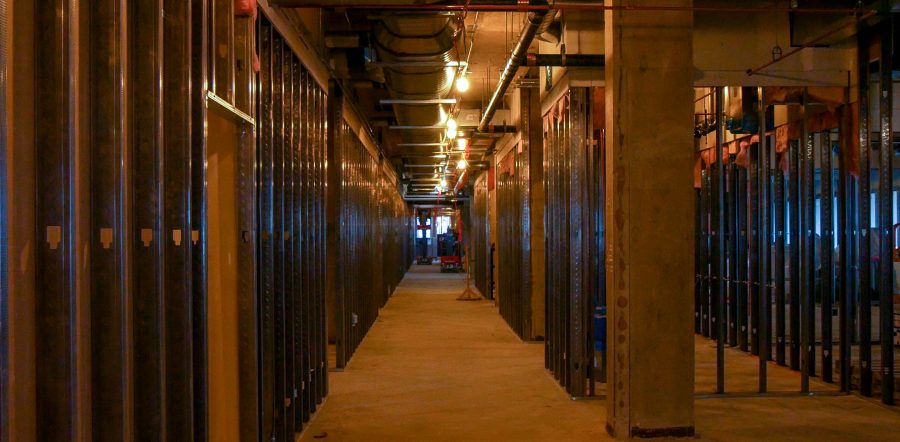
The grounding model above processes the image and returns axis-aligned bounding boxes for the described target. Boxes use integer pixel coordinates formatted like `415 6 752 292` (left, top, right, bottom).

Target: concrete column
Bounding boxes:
604 1 695 438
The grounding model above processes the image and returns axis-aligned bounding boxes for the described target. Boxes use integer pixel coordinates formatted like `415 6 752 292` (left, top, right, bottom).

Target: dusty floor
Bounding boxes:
301 266 605 441
694 332 900 441
302 266 899 441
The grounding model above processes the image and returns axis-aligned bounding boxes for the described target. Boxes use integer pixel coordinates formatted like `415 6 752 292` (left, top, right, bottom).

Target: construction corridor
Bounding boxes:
4 1 900 441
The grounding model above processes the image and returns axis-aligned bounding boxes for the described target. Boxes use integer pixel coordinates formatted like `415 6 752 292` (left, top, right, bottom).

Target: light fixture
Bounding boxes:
456 75 470 93
440 179 448 188
446 117 458 133
456 138 467 150
457 159 468 169
446 129 457 139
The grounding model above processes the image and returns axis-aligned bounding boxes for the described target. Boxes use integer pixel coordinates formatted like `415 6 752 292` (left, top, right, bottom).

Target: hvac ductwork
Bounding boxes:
373 14 460 149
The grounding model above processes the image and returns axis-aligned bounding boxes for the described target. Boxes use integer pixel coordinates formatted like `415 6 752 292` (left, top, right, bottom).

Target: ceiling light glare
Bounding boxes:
457 159 468 169
446 117 458 133
446 129 458 139
440 179 448 188
456 76 470 93
456 138 468 150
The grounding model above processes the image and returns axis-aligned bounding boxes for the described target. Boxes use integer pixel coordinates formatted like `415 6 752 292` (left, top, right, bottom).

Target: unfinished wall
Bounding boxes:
6 0 35 439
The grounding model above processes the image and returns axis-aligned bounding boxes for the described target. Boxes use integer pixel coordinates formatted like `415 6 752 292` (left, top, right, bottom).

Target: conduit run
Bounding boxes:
477 10 550 132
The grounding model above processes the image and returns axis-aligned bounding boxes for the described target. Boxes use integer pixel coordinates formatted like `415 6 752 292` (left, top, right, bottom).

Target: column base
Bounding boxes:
607 424 696 439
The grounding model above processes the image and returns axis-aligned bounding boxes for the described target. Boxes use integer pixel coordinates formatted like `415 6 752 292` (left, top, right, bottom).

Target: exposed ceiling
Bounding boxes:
311 8 537 199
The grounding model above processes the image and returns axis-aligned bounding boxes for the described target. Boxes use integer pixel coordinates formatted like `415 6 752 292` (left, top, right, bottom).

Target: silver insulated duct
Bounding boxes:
374 14 460 154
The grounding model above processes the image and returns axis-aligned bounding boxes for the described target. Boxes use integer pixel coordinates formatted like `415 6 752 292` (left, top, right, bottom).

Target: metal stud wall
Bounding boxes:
378 171 415 307
695 46 895 405
496 142 531 339
542 88 605 397
26 0 211 439
470 171 492 299
33 0 80 438
328 108 412 369
256 13 336 439
5 2 410 440
495 85 544 342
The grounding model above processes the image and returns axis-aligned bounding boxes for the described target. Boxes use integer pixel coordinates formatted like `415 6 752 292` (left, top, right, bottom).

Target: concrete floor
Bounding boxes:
301 265 605 441
694 337 900 441
302 266 899 441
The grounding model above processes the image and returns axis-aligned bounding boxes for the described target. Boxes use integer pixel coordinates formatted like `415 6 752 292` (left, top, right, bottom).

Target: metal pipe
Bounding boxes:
453 169 468 194
478 10 549 132
469 126 518 135
524 53 604 67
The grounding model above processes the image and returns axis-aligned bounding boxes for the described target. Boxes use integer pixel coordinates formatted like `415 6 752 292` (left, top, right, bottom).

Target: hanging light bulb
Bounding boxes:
457 159 468 169
456 138 467 150
446 129 458 139
446 117 458 133
440 178 448 188
456 75 470 93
